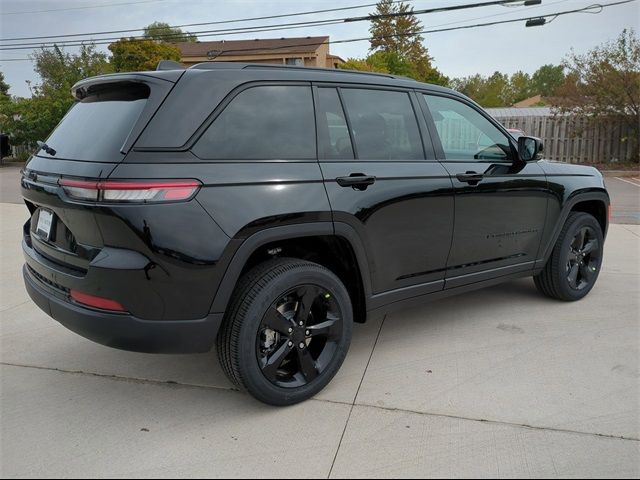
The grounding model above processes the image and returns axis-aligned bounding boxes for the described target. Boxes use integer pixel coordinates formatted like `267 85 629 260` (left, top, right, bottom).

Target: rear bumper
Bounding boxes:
23 264 222 354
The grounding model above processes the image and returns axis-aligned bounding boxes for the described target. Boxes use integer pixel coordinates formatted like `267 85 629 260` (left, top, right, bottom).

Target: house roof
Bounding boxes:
177 36 329 58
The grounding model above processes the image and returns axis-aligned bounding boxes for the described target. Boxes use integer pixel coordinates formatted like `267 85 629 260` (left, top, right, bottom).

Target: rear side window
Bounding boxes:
340 89 424 160
42 82 149 162
193 85 316 160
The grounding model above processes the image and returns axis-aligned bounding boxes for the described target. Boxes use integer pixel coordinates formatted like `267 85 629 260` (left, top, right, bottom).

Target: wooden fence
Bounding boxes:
493 115 638 164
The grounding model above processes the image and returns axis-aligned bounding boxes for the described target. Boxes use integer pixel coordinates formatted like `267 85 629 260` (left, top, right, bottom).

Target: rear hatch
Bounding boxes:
22 72 180 274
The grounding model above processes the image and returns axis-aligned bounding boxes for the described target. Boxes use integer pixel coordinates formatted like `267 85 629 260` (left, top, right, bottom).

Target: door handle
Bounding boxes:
456 171 484 185
336 173 376 191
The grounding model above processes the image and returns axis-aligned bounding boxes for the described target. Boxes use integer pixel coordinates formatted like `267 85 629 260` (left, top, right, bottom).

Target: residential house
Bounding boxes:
177 36 344 68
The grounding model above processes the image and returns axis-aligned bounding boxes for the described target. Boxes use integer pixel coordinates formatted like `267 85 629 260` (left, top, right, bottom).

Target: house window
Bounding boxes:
285 58 304 66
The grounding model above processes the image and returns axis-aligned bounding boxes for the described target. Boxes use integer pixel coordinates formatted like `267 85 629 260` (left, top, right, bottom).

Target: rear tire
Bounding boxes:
216 258 353 406
534 212 604 301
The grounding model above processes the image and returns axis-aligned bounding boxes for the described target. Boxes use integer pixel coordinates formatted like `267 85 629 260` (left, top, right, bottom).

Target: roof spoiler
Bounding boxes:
156 60 185 71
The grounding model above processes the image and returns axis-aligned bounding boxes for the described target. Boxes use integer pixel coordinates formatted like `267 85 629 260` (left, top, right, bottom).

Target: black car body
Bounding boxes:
21 63 609 404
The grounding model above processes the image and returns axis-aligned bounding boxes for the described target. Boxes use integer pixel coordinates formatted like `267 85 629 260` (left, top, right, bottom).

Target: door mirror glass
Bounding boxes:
518 136 543 161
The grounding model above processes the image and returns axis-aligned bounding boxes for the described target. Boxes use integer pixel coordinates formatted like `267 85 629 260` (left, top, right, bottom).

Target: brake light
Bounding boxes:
70 289 126 312
58 179 201 203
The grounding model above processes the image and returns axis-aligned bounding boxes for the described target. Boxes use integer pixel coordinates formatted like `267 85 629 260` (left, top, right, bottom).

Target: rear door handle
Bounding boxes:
456 171 484 185
336 173 376 191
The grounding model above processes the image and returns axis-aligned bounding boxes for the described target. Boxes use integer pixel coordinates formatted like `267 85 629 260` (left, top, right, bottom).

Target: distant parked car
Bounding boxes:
0 133 10 159
507 128 526 139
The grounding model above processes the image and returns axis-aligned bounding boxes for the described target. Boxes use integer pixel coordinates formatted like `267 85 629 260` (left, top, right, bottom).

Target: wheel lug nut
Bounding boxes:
305 330 310 336
299 321 303 326
288 327 293 333
299 342 305 349
288 341 293 347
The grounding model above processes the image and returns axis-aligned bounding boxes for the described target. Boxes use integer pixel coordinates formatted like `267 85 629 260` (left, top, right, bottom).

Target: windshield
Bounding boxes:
41 82 149 162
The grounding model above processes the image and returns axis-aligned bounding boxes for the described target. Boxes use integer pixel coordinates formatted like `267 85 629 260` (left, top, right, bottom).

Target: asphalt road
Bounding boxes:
1 161 639 477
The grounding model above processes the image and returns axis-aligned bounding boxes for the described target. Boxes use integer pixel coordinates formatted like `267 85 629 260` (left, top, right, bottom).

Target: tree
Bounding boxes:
143 21 197 42
530 64 565 97
109 38 182 72
339 56 390 74
555 29 640 161
0 44 112 145
0 71 9 98
450 72 513 107
364 0 447 85
509 71 532 104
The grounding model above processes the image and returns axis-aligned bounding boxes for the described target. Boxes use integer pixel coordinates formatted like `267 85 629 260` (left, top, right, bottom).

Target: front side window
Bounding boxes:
193 85 315 160
340 89 424 161
423 94 512 161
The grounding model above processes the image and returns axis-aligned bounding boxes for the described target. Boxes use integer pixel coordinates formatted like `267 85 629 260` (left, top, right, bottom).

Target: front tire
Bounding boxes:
534 212 604 301
216 258 353 406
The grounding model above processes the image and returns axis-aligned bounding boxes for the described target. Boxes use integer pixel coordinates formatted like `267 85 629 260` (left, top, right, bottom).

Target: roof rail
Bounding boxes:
156 60 185 71
242 63 396 79
187 61 398 79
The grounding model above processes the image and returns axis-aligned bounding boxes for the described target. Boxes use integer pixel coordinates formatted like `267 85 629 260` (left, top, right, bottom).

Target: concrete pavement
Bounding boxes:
1 201 639 477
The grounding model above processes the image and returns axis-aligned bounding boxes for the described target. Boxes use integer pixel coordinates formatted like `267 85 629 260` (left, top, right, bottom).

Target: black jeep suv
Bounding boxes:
21 63 609 405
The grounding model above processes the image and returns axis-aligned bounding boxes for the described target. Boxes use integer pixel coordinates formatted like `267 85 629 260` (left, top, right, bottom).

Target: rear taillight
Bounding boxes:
58 179 201 203
70 289 127 312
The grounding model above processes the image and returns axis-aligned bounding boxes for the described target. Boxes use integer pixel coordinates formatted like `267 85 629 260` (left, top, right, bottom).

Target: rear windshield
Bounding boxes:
41 82 149 162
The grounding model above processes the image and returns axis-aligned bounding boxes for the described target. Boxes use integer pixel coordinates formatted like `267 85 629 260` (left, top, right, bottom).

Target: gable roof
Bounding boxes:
177 36 329 58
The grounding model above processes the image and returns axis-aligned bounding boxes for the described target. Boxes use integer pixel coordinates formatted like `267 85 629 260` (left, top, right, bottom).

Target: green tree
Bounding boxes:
0 71 9 98
530 64 565 97
365 0 447 85
555 29 640 161
108 38 181 72
451 72 513 107
0 44 111 145
143 21 197 42
509 71 532 104
339 56 390 74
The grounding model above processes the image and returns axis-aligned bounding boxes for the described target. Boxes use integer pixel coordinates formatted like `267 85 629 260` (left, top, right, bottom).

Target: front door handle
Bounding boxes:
336 173 376 191
456 171 484 185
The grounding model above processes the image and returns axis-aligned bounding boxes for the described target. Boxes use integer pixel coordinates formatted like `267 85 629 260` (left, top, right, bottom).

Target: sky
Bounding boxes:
0 0 638 98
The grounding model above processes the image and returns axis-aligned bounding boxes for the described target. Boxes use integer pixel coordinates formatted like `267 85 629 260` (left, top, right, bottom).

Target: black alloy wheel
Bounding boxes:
257 285 342 388
566 226 601 291
217 258 353 406
534 211 604 301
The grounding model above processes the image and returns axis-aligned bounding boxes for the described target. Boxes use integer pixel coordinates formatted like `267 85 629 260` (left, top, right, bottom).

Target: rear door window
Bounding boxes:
42 82 149 162
316 88 354 160
193 85 316 160
340 88 424 160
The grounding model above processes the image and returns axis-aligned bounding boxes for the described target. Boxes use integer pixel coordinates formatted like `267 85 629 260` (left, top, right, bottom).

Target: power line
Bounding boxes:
0 1 409 42
0 0 168 16
0 18 347 49
0 0 534 50
1 0 634 63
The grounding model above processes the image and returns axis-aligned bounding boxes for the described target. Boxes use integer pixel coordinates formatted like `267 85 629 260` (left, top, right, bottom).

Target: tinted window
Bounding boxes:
341 89 423 160
42 83 149 162
317 88 354 160
194 85 315 160
423 94 512 161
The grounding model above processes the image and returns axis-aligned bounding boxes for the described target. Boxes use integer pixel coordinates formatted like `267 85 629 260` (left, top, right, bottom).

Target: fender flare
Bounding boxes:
538 189 610 265
210 221 373 314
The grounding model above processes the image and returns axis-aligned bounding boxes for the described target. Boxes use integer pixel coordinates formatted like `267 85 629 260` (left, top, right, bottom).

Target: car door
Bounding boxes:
420 92 549 288
315 85 454 305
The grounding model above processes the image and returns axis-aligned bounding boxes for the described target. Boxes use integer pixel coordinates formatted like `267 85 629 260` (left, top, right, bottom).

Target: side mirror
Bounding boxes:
518 136 543 161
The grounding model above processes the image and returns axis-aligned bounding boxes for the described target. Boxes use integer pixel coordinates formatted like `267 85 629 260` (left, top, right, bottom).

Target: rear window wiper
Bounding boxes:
37 141 56 156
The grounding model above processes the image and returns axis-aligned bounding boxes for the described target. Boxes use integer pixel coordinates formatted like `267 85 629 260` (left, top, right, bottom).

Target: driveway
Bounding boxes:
1 173 639 477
